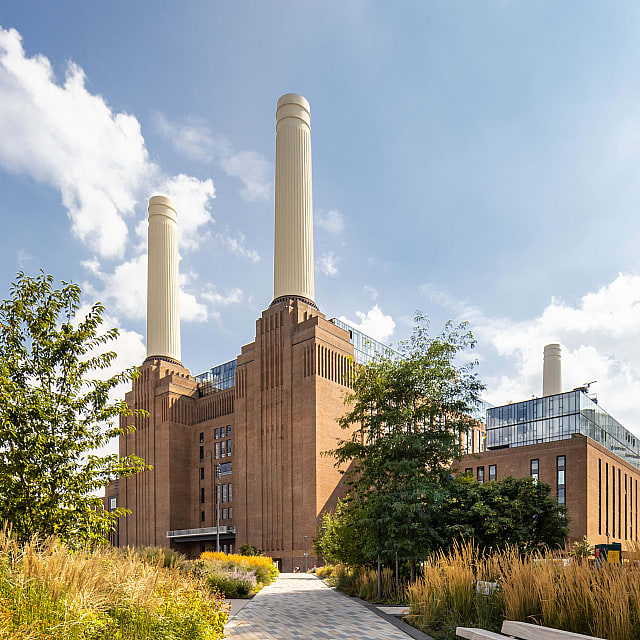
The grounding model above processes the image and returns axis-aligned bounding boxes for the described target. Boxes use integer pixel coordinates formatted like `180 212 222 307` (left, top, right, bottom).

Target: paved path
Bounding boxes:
224 573 417 639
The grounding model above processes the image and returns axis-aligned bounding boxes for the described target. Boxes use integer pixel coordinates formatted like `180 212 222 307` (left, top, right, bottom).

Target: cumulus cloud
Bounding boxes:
202 287 244 306
82 254 210 323
317 251 340 277
316 209 345 234
0 26 154 259
154 111 273 202
340 304 396 343
364 285 379 300
421 273 640 431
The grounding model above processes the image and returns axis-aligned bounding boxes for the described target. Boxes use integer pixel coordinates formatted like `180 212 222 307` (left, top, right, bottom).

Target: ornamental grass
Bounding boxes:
199 550 279 596
0 526 227 640
407 540 640 640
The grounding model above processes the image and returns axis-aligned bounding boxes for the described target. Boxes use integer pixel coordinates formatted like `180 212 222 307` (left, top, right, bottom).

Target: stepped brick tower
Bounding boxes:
115 94 356 570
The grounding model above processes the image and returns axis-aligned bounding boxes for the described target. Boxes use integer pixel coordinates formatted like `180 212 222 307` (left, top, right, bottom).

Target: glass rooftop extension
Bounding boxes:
330 318 396 364
196 359 237 397
486 390 640 469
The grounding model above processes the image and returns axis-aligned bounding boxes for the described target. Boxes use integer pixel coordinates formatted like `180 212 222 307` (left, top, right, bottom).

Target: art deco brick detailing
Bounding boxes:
273 94 315 306
146 196 181 364
543 343 562 397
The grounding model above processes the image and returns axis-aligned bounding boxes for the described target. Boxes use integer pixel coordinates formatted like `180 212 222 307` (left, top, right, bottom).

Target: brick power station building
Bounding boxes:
106 94 640 562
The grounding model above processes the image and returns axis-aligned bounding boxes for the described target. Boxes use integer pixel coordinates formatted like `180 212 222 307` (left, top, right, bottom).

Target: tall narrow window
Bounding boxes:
606 463 609 538
228 483 233 502
227 425 232 436
557 455 566 505
200 488 205 504
613 466 616 538
200 467 205 481
199 432 204 443
477 467 485 483
199 446 204 461
489 465 497 482
531 459 539 483
625 473 628 541
222 483 227 503
619 468 622 539
221 441 226 457
217 484 220 503
229 508 233 520
214 428 219 440
215 442 220 459
227 439 232 455
598 459 602 535
201 511 205 522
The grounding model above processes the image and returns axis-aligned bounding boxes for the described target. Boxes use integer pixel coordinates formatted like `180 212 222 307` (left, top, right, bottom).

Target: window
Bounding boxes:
217 485 221 503
477 467 485 483
223 544 227 554
199 432 204 443
228 483 233 502
557 455 566 505
200 488 205 504
215 442 220 459
199 446 204 461
221 441 226 457
109 497 117 511
227 439 232 455
229 543 233 553
219 462 232 475
223 508 227 519
200 511 205 522
229 507 233 520
222 484 228 503
464 468 472 475
200 467 205 481
214 428 219 440
226 425 232 437
530 459 539 483
489 465 497 482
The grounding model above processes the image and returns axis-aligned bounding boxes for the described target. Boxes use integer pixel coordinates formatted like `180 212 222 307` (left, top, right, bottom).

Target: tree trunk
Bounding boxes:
377 556 382 601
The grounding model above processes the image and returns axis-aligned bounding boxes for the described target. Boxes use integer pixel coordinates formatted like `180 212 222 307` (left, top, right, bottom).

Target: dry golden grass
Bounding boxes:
407 541 640 640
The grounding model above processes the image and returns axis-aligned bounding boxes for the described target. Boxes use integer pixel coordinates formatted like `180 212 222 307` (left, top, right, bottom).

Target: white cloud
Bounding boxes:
202 287 244 306
0 27 154 258
422 273 640 431
316 209 345 234
340 304 396 343
317 251 340 277
364 285 379 301
82 254 210 323
157 174 215 252
154 111 273 202
153 112 214 162
216 232 260 262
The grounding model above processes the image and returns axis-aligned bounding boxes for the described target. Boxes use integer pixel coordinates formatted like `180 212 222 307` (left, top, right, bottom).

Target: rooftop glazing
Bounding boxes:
486 390 640 469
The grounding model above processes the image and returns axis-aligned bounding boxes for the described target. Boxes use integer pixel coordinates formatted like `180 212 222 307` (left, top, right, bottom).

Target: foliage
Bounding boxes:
407 541 640 640
0 272 148 546
570 536 593 559
0 527 227 639
445 475 569 552
326 564 407 604
199 550 279 596
313 498 370 566
315 564 335 579
238 542 262 556
330 313 484 568
134 545 190 569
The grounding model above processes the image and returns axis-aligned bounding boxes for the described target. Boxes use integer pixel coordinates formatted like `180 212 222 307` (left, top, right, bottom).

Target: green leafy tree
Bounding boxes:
445 474 569 551
330 313 484 579
238 543 262 556
0 272 149 546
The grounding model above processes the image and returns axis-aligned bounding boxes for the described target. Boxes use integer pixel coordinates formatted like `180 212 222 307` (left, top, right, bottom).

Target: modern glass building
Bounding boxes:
330 318 396 364
486 390 640 469
196 359 237 397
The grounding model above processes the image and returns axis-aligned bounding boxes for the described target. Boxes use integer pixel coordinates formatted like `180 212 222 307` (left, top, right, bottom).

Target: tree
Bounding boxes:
0 272 148 546
330 313 484 580
445 475 569 551
313 499 369 566
238 543 262 556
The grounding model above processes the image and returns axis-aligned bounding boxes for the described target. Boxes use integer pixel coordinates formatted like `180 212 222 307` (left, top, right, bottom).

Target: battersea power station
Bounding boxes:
107 94 397 571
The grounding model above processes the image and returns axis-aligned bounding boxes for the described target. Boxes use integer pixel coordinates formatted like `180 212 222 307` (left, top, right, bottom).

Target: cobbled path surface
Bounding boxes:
225 573 414 640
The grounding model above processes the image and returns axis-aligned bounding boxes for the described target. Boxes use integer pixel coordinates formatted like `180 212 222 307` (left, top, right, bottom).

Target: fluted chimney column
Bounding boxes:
543 343 562 396
272 93 315 306
146 195 181 364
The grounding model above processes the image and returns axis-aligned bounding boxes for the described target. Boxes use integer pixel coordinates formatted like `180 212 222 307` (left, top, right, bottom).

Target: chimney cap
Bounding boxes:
277 93 310 112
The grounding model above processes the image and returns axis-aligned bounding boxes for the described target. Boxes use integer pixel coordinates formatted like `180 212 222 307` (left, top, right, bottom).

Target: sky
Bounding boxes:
2 1 640 438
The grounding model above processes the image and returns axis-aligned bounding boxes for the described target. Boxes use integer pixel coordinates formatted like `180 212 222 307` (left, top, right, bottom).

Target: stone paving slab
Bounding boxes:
224 573 418 640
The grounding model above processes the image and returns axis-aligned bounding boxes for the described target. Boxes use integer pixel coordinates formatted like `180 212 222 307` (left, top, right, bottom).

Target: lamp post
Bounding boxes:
216 463 221 552
205 450 214 531
304 535 309 572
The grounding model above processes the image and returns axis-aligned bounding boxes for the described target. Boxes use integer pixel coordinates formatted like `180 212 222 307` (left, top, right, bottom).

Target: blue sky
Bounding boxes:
2 2 640 433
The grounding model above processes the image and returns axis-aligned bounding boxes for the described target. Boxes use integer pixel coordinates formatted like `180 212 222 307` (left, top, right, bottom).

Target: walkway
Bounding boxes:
224 573 422 640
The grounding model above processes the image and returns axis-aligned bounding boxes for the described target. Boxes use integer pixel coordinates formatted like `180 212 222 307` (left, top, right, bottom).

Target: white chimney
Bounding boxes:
146 195 181 364
543 343 562 396
273 93 315 306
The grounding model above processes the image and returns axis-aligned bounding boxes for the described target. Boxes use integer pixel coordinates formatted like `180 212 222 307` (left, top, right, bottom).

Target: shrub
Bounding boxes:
0 527 227 639
206 567 256 597
201 551 279 586
315 564 335 579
